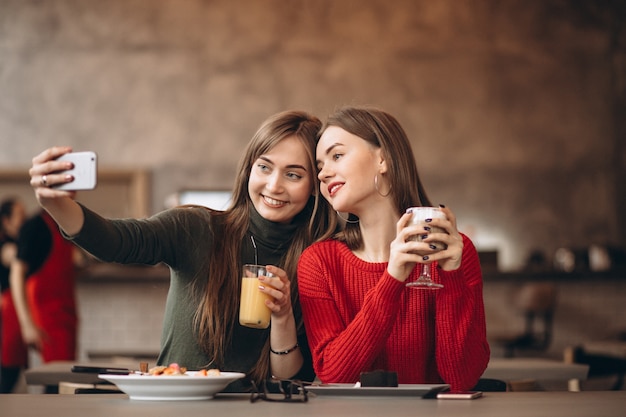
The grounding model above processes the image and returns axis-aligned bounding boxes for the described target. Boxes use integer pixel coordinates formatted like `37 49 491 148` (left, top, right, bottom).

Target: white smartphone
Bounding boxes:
437 390 483 399
53 151 98 191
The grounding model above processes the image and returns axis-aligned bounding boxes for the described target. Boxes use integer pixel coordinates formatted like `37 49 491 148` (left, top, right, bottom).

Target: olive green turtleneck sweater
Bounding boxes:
70 204 314 391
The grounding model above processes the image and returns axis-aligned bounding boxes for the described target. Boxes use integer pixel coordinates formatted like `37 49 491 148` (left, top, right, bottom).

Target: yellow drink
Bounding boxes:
239 276 271 329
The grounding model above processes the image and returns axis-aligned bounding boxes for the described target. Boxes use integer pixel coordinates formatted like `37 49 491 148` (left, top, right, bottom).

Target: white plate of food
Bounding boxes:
99 369 246 401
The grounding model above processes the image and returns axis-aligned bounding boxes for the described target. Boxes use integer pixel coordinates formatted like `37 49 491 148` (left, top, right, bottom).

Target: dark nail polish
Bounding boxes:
429 244 437 250
439 204 446 208
422 255 429 261
423 226 431 231
421 235 428 240
425 218 432 223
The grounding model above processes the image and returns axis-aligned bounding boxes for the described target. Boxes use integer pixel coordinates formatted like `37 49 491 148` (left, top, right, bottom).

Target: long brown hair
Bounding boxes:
321 106 432 250
192 110 337 383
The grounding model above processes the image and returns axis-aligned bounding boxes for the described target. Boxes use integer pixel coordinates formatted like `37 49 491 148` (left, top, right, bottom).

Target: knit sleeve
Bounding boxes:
433 234 490 391
69 204 214 270
298 241 405 383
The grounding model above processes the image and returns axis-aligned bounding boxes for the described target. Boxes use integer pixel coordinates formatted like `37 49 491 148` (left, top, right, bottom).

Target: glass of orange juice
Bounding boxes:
239 264 274 328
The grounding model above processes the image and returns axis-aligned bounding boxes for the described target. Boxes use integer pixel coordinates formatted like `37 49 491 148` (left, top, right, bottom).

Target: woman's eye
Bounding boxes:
332 153 342 161
286 172 303 180
257 163 270 172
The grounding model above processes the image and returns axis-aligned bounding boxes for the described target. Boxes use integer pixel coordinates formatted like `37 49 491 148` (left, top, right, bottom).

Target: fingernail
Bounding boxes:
425 218 432 223
429 244 437 250
439 204 446 208
423 226 431 231
422 255 429 261
258 285 265 290
421 234 428 239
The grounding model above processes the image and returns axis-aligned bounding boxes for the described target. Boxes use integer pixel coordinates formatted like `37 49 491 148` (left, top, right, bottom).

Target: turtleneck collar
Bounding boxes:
247 205 300 263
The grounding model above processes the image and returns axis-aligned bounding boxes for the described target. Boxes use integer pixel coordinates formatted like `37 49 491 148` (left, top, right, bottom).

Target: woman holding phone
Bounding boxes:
29 110 338 391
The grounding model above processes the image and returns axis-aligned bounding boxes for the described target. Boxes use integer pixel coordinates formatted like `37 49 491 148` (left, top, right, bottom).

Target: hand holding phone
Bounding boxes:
53 151 98 191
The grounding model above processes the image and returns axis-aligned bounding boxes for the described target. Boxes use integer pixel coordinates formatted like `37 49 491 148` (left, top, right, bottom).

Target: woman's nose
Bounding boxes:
266 173 283 192
317 166 331 182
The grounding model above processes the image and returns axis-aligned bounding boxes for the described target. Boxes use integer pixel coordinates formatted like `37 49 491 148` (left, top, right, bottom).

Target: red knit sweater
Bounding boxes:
297 234 490 391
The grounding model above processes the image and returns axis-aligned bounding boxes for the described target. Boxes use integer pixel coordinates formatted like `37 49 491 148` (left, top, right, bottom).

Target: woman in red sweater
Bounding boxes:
298 106 490 391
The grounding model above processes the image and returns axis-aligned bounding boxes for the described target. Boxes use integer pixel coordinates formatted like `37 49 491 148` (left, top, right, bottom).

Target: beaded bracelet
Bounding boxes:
270 343 299 355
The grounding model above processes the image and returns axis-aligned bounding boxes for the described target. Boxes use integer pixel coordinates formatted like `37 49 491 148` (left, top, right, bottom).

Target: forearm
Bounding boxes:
435 244 490 390
69 205 189 266
9 259 36 330
436 294 490 389
303 273 404 382
40 197 84 237
269 311 303 379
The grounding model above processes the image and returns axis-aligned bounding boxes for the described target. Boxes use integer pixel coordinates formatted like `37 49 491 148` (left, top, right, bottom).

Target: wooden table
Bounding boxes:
25 358 590 393
1 391 625 417
481 358 589 382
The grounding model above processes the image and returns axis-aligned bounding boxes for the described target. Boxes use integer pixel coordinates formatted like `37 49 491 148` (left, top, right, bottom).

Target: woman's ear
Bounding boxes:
377 149 388 174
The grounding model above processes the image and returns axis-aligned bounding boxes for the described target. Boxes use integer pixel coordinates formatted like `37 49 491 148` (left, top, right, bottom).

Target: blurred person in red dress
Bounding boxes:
9 208 78 393
1 197 28 393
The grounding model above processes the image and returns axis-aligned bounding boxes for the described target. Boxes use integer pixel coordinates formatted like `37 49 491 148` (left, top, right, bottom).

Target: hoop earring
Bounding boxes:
336 211 359 224
374 173 392 197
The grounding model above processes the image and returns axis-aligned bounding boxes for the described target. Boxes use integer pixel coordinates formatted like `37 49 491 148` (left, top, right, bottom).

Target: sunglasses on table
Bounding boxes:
250 378 310 403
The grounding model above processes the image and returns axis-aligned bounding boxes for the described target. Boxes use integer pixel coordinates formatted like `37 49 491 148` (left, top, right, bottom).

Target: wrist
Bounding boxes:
270 343 299 355
270 308 294 327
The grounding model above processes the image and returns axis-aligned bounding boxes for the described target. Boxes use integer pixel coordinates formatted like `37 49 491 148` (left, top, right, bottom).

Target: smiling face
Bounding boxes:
247 135 314 224
316 126 384 215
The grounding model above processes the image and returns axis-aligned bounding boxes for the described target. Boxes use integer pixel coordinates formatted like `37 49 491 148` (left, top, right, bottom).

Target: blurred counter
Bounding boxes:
76 263 169 282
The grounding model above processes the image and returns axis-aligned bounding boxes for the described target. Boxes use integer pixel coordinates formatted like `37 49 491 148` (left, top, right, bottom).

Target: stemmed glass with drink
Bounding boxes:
405 207 447 289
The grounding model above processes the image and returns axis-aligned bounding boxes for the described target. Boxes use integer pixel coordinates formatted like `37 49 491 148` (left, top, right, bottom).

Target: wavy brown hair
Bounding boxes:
321 106 432 250
192 110 337 384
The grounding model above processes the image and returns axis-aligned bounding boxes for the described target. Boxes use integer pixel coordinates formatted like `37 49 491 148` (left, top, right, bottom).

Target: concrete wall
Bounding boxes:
1 0 624 270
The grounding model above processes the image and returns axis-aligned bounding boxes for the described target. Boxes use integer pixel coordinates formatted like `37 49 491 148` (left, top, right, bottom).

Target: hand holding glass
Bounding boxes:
239 264 274 328
405 207 447 289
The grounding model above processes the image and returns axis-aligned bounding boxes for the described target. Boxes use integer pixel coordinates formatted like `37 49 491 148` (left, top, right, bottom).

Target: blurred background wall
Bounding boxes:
1 0 624 270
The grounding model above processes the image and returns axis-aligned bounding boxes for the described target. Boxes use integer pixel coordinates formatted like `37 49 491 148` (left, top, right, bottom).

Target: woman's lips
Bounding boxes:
263 195 287 207
328 182 343 197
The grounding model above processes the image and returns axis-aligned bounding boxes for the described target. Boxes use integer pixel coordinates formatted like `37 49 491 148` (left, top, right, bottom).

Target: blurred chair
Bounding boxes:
490 282 558 358
564 345 626 391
